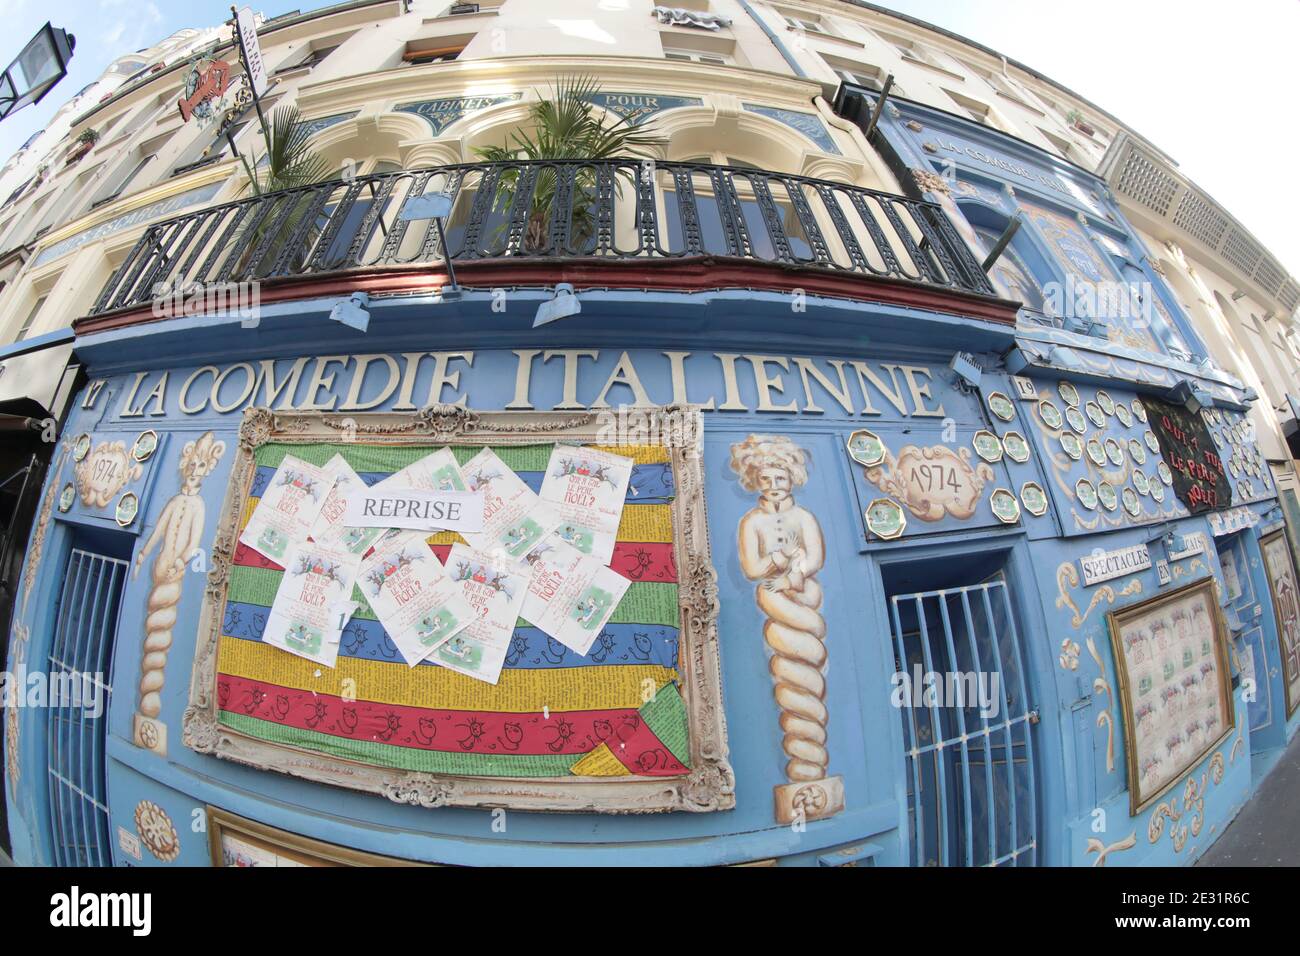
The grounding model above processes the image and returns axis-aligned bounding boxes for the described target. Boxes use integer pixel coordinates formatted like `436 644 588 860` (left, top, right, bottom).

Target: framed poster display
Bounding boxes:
1260 529 1300 717
207 807 425 866
1106 578 1234 814
184 405 732 814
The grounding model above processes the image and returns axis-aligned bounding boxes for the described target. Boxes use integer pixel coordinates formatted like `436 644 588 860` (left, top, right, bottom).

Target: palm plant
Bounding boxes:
232 105 334 276
247 104 332 195
472 76 659 252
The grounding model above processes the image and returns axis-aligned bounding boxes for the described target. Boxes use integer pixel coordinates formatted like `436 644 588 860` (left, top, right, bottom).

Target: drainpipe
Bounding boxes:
736 0 807 78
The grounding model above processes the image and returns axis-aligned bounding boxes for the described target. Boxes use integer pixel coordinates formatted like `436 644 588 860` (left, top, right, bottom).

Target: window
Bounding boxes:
15 294 48 341
92 153 156 207
1038 128 1075 162
822 56 892 92
777 6 837 37
403 33 473 64
172 117 251 176
404 45 464 64
664 48 732 65
274 35 353 75
877 31 948 71
45 542 131 866
661 32 737 65
945 89 994 125
444 2 480 13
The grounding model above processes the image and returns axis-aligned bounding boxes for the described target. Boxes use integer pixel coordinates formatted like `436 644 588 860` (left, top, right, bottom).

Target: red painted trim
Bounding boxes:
74 257 1019 335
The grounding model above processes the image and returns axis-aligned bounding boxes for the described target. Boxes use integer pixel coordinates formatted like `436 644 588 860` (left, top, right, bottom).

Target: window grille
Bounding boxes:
46 548 127 866
889 580 1038 866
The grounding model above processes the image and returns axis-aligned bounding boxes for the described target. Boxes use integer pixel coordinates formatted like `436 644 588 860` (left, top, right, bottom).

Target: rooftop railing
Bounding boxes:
90 158 998 315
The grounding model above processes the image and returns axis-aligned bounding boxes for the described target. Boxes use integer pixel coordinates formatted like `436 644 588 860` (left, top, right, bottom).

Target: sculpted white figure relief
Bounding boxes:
730 434 844 824
132 431 226 754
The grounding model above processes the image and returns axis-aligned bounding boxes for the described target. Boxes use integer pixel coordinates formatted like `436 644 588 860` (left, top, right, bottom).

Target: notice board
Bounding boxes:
184 406 732 813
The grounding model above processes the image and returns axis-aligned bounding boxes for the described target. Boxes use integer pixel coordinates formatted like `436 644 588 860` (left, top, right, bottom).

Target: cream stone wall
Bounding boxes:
0 0 1292 457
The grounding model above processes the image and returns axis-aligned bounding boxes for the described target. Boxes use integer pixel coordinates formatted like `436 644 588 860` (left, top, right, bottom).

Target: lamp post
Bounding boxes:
0 23 75 122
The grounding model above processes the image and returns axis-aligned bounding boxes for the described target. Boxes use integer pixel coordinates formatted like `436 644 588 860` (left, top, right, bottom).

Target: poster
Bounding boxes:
521 538 631 654
1261 530 1300 716
539 445 633 564
460 448 560 558
262 540 361 667
359 531 474 666
437 544 530 684
1144 398 1230 514
239 454 334 561
1107 579 1234 813
309 454 386 555
375 446 466 493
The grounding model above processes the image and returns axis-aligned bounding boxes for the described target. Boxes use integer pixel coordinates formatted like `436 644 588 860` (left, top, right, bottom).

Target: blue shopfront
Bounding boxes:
4 125 1299 866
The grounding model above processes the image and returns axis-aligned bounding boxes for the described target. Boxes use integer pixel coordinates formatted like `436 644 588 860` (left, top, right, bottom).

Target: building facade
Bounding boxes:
2 0 1297 867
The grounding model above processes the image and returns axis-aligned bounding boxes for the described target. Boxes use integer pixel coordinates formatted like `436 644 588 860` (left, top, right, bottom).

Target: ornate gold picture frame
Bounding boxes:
1259 529 1300 718
207 806 426 866
1106 578 1234 815
184 405 732 813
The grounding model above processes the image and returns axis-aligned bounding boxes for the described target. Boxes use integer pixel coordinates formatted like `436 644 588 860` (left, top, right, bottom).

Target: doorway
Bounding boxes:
884 553 1039 866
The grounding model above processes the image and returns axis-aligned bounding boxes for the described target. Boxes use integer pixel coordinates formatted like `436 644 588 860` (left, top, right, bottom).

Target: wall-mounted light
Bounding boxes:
534 283 581 327
0 23 75 121
329 291 370 332
1165 378 1214 414
948 351 982 390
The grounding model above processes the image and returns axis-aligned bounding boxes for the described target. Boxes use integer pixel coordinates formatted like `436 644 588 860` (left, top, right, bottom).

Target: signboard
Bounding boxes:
342 488 483 532
1080 543 1151 586
177 59 231 123
1145 397 1230 514
1107 578 1234 814
183 406 732 814
235 7 269 98
1169 531 1207 561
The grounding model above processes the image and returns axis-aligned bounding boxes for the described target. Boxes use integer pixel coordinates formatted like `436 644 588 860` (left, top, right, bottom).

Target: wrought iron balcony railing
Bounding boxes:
90 159 998 316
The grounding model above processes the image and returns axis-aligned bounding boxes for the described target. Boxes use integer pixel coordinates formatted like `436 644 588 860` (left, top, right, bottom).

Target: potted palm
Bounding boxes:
232 105 333 276
472 76 659 252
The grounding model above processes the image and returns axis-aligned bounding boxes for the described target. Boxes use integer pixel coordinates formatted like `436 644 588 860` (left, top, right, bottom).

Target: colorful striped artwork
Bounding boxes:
214 441 691 779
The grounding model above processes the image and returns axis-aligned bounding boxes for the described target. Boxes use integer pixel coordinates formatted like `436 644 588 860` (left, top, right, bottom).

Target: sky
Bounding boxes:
0 0 1295 275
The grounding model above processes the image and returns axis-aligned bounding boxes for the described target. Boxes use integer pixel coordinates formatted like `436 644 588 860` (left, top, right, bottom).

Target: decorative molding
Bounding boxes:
1086 831 1136 866
134 799 180 862
184 405 733 813
1086 637 1116 773
742 103 840 155
911 167 951 196
394 93 522 136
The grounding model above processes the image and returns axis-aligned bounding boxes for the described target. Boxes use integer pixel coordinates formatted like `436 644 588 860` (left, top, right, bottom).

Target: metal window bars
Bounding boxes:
45 548 127 867
889 580 1038 867
88 158 997 315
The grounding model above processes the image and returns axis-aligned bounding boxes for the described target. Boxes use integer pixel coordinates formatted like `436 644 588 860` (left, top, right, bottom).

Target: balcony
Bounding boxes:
86 159 1011 324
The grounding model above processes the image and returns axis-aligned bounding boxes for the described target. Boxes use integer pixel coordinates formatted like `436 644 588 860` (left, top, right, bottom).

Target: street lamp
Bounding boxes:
0 23 75 122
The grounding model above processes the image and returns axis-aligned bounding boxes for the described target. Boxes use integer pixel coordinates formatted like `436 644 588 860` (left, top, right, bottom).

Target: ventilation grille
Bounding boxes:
1221 228 1262 278
1171 190 1228 248
1114 148 1178 215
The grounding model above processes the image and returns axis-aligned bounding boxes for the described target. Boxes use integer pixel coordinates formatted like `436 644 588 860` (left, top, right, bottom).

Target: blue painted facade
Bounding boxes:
5 110 1298 867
